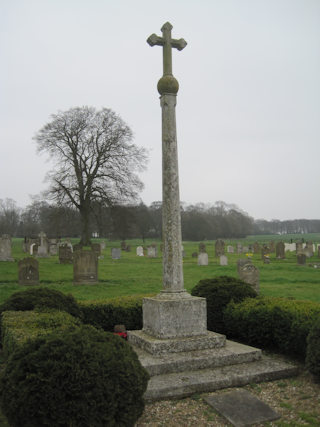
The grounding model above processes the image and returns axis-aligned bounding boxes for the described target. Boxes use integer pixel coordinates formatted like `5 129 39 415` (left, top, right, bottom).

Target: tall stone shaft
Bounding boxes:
161 93 184 292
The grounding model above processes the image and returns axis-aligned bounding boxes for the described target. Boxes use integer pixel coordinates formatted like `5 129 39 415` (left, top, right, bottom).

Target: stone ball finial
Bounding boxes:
157 75 179 95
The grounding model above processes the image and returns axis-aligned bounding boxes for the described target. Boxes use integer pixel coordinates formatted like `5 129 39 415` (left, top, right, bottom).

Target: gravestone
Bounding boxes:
59 243 73 264
49 239 58 255
237 258 252 273
227 245 234 253
236 243 242 254
147 246 157 258
199 242 206 253
136 246 144 256
0 234 14 261
30 243 38 255
242 246 249 253
121 240 127 250
276 241 285 259
269 241 275 253
253 242 260 254
263 255 271 264
297 253 306 265
73 249 98 284
285 243 295 252
261 244 270 260
100 241 106 250
18 257 39 285
198 252 208 266
215 239 225 257
239 263 260 294
220 255 228 266
296 242 303 254
111 248 121 259
37 231 49 258
304 241 314 258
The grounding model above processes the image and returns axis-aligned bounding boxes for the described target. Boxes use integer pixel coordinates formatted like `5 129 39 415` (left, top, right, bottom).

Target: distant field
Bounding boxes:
0 236 319 304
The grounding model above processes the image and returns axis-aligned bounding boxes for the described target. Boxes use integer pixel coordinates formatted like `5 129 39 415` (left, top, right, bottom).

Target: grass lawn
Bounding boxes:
0 236 319 304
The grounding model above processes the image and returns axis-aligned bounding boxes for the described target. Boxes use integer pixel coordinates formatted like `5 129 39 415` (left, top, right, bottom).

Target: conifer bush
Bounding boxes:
191 276 257 333
306 317 320 381
0 325 149 427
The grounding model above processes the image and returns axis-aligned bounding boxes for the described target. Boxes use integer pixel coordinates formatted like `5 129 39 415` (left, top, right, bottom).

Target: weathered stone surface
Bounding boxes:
147 246 157 258
141 354 298 401
227 245 234 253
142 293 207 339
204 389 280 426
136 246 144 256
128 330 225 356
59 243 73 264
276 241 285 259
220 255 228 266
0 234 14 261
18 257 39 285
198 252 208 265
111 248 121 259
297 253 306 265
215 239 225 257
199 242 206 253
73 249 98 284
237 258 252 273
238 263 260 294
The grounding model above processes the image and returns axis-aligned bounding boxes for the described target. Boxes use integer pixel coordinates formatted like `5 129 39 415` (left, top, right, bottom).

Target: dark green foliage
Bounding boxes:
0 325 149 427
0 287 82 319
79 295 150 331
191 276 257 333
224 297 320 358
306 317 320 380
1 310 82 357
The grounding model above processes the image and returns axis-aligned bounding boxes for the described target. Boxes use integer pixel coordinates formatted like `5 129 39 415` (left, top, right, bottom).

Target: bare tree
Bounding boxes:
34 106 147 245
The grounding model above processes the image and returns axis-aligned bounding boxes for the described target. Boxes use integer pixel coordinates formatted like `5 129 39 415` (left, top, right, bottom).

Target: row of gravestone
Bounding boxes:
18 249 99 285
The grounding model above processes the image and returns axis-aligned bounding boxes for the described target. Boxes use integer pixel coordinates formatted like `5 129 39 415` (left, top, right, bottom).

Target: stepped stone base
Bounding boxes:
129 338 299 401
128 330 225 356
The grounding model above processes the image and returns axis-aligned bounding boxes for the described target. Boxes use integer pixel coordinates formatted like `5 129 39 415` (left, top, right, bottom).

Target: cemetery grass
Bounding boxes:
0 237 320 304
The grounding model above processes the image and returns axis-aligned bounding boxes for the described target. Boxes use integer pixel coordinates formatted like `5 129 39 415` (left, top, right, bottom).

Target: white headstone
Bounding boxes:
136 246 144 256
220 255 228 266
197 252 208 266
227 245 234 253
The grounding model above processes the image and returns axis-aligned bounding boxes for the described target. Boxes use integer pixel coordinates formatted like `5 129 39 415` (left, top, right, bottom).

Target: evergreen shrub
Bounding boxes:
80 294 155 331
0 325 149 427
1 310 82 357
306 317 320 380
224 297 320 358
0 287 82 319
191 276 257 333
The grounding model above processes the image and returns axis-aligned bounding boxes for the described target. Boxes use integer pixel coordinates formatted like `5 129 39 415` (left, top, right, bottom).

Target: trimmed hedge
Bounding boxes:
306 317 320 381
1 310 82 357
0 325 149 427
191 276 257 333
224 297 320 358
79 294 155 331
0 287 82 319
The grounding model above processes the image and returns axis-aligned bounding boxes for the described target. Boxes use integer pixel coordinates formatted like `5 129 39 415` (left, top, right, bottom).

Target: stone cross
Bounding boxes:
147 22 187 76
147 22 187 294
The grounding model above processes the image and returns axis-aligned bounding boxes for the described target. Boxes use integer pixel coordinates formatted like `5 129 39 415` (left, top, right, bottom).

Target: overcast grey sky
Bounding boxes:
1 0 319 220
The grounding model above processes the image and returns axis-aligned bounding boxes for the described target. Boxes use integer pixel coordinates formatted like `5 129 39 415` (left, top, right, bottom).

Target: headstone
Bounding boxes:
121 240 127 250
275 241 285 259
238 263 260 294
199 242 206 253
100 241 106 250
285 243 295 252
37 231 49 257
111 248 121 259
18 257 39 285
261 244 270 260
304 241 314 258
147 246 157 258
215 239 225 257
49 239 58 255
236 243 242 254
59 243 73 264
30 243 38 255
297 253 306 265
242 246 249 253
269 241 275 253
0 234 14 261
296 242 303 254
253 242 260 254
263 255 270 264
237 258 252 273
220 255 228 266
136 246 144 256
73 249 98 284
227 245 234 253
197 252 208 266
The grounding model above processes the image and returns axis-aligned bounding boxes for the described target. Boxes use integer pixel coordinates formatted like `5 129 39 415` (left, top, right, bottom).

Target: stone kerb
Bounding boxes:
73 249 98 284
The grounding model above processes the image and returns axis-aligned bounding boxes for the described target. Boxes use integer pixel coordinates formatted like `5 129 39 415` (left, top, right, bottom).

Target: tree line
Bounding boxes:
2 197 320 241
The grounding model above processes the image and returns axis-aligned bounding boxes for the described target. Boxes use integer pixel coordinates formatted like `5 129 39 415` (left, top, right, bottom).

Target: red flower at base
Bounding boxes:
113 332 127 340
